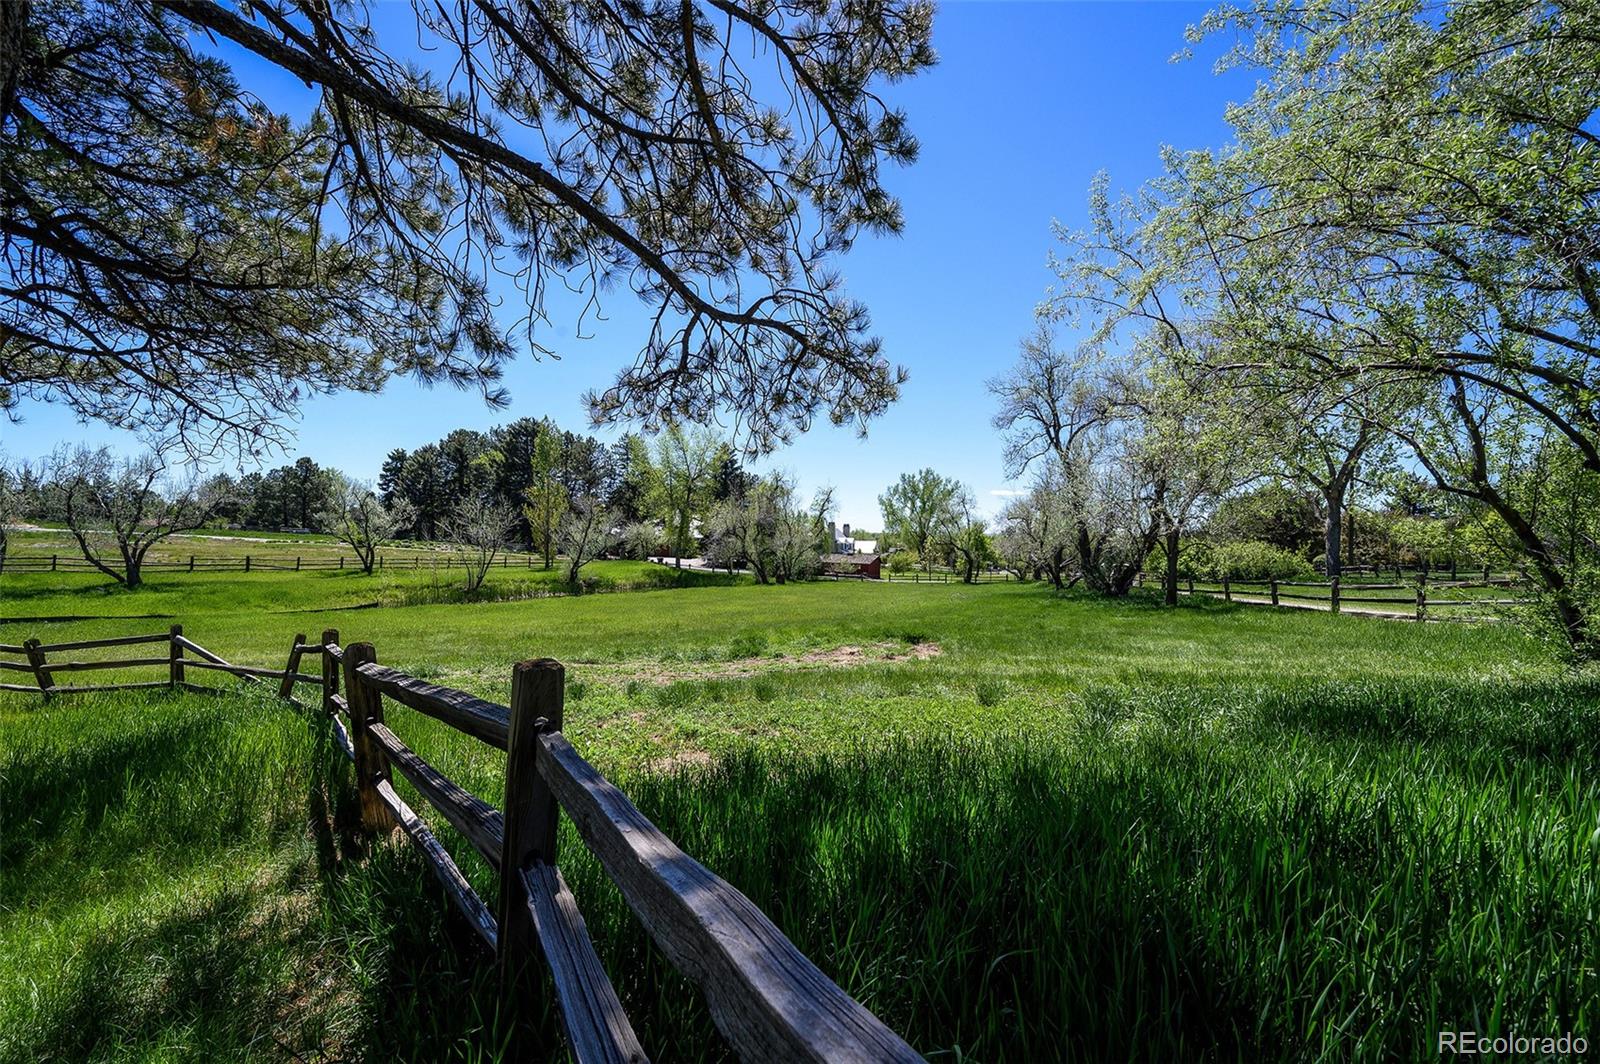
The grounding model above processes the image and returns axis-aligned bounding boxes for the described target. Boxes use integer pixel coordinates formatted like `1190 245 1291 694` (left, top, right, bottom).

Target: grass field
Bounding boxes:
2 540 1597 1061
5 525 569 571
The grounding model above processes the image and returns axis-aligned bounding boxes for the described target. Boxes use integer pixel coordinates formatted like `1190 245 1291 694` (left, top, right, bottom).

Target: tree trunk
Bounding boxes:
1163 528 1180 607
1323 484 1345 580
1478 487 1591 657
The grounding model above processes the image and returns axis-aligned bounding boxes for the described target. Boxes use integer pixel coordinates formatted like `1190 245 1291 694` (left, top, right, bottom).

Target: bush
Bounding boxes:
1202 541 1314 582
887 549 918 574
1156 540 1213 580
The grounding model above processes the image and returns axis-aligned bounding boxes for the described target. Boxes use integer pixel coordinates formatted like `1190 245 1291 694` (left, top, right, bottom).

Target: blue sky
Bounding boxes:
5 1 1254 529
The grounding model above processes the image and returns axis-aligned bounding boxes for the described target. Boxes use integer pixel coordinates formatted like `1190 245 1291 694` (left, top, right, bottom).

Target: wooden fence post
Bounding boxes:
1222 575 1231 602
1416 572 1428 623
340 556 345 570
169 624 185 688
320 628 340 714
499 659 565 1029
1483 564 1491 584
245 554 252 572
50 554 56 571
24 638 54 698
1330 575 1341 614
1270 579 1279 607
342 642 395 833
279 631 307 699
1187 574 1194 594
296 556 302 571
189 555 195 572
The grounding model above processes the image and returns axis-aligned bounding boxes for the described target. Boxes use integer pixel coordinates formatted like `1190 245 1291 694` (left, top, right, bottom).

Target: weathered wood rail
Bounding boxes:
294 628 921 1062
0 626 293 697
0 624 923 1059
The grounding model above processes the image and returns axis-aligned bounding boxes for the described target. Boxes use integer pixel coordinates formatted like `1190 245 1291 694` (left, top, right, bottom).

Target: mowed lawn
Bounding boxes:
2 568 1598 1061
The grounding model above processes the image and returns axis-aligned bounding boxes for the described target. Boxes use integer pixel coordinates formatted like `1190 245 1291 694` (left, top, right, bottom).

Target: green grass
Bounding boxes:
7 525 506 563
0 559 740 622
2 575 1597 1060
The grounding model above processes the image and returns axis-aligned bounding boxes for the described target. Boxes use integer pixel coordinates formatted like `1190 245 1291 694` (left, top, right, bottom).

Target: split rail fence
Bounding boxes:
880 569 1016 584
0 627 921 1063
0 625 302 697
1139 571 1533 620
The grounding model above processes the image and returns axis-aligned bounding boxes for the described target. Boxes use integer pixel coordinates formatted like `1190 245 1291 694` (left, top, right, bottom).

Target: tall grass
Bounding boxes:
3 581 1596 1060
0 689 331 1060
343 670 1600 1060
547 676 1600 1061
0 689 534 1062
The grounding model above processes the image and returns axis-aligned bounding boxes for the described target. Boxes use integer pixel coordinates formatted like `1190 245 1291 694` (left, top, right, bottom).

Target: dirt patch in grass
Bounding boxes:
645 749 716 775
621 640 943 684
407 640 943 700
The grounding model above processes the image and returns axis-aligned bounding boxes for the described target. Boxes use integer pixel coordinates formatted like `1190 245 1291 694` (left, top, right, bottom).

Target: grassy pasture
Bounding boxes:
2 552 1597 1061
6 525 556 568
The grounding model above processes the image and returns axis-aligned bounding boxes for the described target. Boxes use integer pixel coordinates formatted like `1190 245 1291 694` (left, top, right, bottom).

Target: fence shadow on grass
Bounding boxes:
9 861 333 1063
290 694 537 1062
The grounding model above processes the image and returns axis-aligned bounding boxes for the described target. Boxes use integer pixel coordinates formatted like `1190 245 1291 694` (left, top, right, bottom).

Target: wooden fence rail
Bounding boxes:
1 625 919 1060
0 626 318 698
1136 570 1535 621
298 630 920 1063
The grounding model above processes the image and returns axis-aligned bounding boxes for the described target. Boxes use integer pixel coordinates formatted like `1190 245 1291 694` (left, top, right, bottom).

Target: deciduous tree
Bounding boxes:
47 446 218 587
560 496 618 587
523 425 567 569
321 474 415 575
445 497 516 594
649 425 725 566
879 469 962 572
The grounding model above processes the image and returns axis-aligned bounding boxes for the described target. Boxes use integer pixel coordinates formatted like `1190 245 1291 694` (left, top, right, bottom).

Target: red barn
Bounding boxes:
821 553 882 580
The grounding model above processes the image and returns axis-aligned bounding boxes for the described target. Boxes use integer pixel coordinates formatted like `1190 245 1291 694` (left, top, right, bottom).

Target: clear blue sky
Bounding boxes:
5 1 1254 529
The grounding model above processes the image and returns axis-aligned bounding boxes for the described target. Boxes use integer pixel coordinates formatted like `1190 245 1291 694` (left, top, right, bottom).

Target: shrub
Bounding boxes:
1203 541 1314 582
887 549 918 574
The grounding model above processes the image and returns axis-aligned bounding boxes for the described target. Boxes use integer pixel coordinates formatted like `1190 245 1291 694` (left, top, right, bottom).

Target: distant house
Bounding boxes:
821 552 882 580
826 520 876 556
